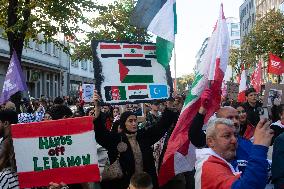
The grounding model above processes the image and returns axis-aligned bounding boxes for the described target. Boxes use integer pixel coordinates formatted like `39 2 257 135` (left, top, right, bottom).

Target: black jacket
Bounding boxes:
94 109 178 189
242 101 262 126
188 112 206 148
272 133 284 189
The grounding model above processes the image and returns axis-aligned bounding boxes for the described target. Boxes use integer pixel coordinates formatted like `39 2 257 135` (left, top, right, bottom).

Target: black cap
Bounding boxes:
245 88 256 96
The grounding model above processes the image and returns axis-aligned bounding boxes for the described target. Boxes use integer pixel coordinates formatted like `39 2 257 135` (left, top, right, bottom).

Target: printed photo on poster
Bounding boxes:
268 89 282 106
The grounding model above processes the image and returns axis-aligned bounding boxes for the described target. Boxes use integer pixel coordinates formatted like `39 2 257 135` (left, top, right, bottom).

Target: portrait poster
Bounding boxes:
82 84 95 103
91 41 173 104
263 83 284 107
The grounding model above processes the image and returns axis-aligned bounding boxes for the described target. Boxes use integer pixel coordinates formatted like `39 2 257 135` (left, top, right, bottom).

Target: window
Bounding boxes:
81 61 87 70
90 62 94 72
71 60 79 68
231 23 239 29
54 75 58 97
232 40 240 45
46 74 50 97
231 31 240 36
45 43 51 54
35 42 41 51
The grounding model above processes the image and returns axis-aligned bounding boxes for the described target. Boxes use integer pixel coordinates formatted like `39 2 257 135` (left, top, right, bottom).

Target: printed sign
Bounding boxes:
92 41 172 104
11 117 100 188
226 82 239 100
263 83 284 107
82 84 95 103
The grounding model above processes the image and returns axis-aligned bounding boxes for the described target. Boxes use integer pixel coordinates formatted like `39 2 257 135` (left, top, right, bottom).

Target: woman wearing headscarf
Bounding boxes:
93 91 179 189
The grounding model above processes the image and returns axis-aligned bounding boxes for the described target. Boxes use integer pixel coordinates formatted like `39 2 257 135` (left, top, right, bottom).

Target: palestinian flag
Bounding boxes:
118 59 154 83
128 85 149 99
104 86 127 101
158 4 230 186
130 0 177 68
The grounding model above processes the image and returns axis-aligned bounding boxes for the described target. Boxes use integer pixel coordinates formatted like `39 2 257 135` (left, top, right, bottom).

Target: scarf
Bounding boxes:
125 133 143 173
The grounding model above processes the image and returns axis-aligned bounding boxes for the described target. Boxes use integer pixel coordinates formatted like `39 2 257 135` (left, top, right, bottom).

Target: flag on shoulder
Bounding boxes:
130 0 177 68
267 53 284 75
158 4 230 186
0 51 27 105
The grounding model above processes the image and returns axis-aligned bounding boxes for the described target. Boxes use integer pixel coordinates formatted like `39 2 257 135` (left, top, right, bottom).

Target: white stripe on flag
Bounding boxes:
13 131 98 173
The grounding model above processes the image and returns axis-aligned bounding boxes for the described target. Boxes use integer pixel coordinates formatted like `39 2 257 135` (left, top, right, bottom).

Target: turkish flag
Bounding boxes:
251 61 262 92
268 53 284 75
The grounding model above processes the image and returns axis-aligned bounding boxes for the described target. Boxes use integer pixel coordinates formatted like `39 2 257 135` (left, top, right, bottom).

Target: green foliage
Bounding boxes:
72 0 152 61
176 73 195 93
229 9 284 78
242 9 284 64
0 0 100 58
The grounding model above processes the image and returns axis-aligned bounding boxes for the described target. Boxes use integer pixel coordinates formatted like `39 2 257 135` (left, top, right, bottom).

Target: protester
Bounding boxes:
140 101 161 129
270 105 284 145
235 103 255 140
93 91 179 189
0 109 19 188
242 88 262 126
272 132 284 189
195 118 273 189
189 89 254 172
129 172 153 189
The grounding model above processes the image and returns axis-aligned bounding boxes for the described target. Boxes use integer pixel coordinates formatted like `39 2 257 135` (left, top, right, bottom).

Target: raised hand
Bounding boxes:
253 118 274 147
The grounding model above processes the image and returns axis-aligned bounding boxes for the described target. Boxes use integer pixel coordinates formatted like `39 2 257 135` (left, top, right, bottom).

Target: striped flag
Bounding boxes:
11 117 100 188
130 0 177 68
237 68 247 102
104 86 127 101
158 4 230 186
99 43 156 59
128 85 149 99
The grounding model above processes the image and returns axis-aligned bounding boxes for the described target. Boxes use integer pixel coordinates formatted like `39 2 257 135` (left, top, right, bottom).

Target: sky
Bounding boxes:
96 0 244 77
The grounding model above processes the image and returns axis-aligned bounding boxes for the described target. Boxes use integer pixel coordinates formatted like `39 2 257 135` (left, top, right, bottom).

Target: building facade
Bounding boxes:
226 17 241 49
0 30 94 100
256 0 284 18
239 0 256 41
69 59 94 97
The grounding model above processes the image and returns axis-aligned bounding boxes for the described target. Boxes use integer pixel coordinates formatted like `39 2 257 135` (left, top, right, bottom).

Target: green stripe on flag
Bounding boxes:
174 2 177 34
118 86 127 100
122 75 154 83
156 37 174 68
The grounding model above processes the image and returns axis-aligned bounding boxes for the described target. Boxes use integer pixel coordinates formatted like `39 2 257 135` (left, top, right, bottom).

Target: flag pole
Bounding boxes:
174 39 177 93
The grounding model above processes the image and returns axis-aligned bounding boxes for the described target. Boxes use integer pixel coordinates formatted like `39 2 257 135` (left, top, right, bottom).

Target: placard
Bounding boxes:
226 82 239 100
263 83 284 107
82 84 95 103
11 117 100 188
91 41 173 104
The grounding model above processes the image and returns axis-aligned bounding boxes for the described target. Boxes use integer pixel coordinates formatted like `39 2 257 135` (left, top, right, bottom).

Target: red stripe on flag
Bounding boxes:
128 85 147 90
18 164 100 188
123 45 142 49
124 54 144 57
11 117 94 138
100 44 121 49
144 46 156 50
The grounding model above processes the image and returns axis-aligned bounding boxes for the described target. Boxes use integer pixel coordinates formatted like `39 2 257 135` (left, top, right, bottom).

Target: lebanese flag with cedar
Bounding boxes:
237 67 247 102
251 61 262 92
268 53 284 75
158 4 230 186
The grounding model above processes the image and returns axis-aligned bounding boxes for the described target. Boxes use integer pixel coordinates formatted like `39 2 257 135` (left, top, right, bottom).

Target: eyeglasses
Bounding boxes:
237 110 246 115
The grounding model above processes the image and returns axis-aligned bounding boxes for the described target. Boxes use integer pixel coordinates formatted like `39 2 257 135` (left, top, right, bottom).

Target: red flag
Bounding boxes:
237 67 246 102
268 53 284 75
251 61 262 92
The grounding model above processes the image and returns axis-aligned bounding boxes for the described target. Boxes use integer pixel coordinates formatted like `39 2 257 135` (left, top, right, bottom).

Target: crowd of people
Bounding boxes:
0 87 283 189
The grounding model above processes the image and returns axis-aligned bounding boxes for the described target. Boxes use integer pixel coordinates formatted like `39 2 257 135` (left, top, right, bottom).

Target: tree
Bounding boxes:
72 0 152 61
242 9 284 63
0 0 100 60
176 74 195 93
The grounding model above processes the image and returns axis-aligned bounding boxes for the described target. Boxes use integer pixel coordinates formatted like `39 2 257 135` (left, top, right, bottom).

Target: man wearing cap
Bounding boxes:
142 101 161 130
242 88 263 126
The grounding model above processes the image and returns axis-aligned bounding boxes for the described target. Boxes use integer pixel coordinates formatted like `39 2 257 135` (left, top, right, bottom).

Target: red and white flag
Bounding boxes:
251 61 262 92
237 67 247 102
158 4 230 186
268 53 284 75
